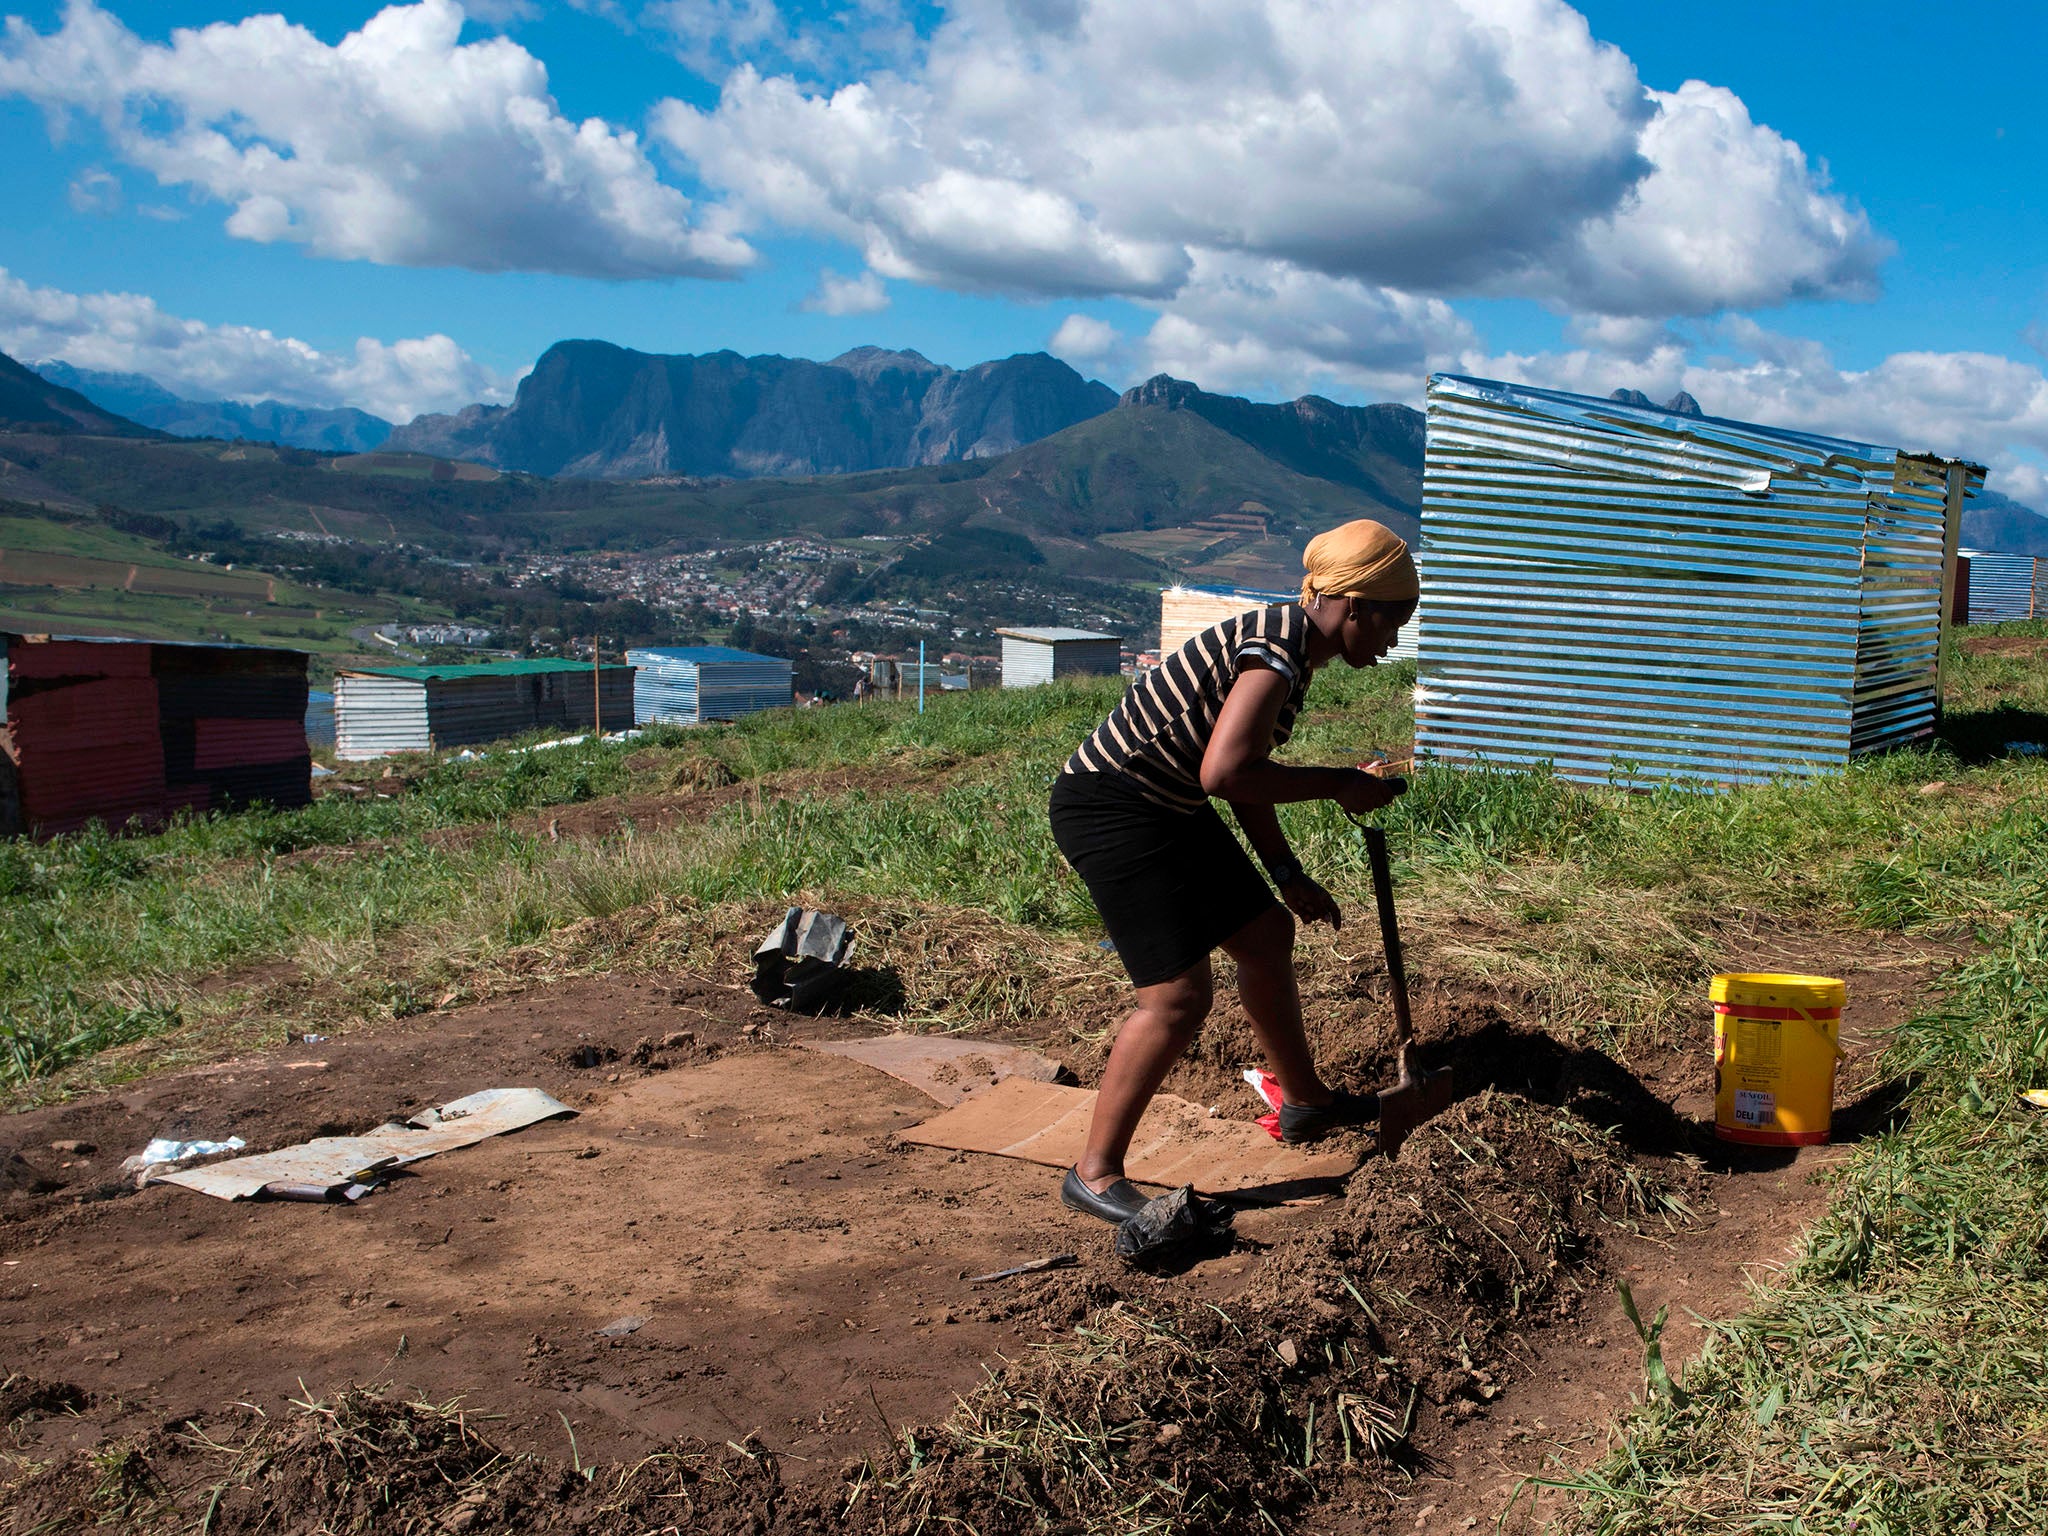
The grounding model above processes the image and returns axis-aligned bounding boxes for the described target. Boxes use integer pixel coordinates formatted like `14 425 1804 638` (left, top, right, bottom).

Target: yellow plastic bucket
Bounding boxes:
1711 972 1845 1146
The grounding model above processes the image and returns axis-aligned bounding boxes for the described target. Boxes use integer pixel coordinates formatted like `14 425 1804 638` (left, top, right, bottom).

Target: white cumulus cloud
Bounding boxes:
1135 256 1479 401
0 266 515 423
800 266 889 314
1555 82 1886 316
1048 313 1125 367
656 0 1880 317
65 164 120 214
0 0 754 280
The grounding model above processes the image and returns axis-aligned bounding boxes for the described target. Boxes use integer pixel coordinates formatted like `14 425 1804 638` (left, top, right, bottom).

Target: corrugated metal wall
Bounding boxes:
1414 375 1978 788
335 664 636 759
1000 635 1122 688
2 634 310 837
1851 455 1962 755
1961 550 2042 623
334 674 429 760
630 647 793 724
1159 584 1420 662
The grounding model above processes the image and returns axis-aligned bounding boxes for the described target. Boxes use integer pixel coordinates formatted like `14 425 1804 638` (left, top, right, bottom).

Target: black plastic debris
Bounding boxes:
750 907 853 1013
1114 1184 1235 1265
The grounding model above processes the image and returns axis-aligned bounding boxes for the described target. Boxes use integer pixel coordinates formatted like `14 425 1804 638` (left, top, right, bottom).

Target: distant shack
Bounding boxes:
1415 373 1982 787
2 633 311 839
629 646 793 724
1159 585 1420 662
334 658 634 760
997 627 1122 688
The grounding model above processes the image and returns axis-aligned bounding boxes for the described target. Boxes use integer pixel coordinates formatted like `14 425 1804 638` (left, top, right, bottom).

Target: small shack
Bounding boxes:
1 633 311 838
628 646 793 724
1415 374 1983 787
1160 584 1420 662
997 627 1122 688
333 658 634 760
1957 550 2044 624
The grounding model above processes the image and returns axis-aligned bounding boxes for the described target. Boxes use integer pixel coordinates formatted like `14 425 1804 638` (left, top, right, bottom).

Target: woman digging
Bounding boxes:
1050 518 1421 1225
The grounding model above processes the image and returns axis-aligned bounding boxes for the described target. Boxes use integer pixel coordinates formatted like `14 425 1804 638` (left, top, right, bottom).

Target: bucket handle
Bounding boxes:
1723 1002 1845 1060
1798 1010 1845 1061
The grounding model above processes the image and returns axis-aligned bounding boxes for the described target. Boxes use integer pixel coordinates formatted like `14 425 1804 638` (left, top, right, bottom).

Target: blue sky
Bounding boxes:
1 1 2044 502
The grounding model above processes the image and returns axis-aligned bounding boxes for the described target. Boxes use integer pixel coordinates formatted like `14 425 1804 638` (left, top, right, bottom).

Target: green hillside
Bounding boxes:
0 499 445 658
0 395 1419 571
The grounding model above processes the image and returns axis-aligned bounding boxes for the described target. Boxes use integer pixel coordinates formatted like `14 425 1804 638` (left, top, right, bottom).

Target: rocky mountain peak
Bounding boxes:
1119 375 1203 410
1609 386 1704 418
389 342 1115 480
828 346 943 380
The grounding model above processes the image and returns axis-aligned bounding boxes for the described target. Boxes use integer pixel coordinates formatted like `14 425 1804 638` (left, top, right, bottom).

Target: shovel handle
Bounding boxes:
1362 825 1414 1052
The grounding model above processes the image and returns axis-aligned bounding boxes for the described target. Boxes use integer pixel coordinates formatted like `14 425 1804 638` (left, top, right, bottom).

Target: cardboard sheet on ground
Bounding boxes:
896 1078 1356 1203
158 1088 576 1201
802 1035 1062 1106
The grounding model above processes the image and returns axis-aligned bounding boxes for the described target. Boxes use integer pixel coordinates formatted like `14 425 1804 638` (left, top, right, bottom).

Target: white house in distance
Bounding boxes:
997 627 1122 688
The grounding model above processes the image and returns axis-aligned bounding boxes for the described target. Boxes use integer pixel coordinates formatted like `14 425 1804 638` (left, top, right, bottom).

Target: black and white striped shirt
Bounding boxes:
1064 603 1312 810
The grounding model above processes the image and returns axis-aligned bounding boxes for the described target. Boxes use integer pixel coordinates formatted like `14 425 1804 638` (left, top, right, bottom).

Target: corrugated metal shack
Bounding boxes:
1415 375 1983 788
1 633 311 838
997 627 1122 688
333 659 635 760
628 646 793 724
1958 550 2043 623
1160 584 1420 662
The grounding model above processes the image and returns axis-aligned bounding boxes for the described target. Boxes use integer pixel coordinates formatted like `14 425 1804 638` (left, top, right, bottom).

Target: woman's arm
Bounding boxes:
1199 663 1401 813
1230 797 1342 927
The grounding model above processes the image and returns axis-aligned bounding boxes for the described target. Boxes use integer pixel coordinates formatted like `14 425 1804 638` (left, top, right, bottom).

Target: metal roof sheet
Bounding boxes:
1163 584 1296 602
994 627 1121 643
1 632 309 658
339 658 613 681
628 645 790 665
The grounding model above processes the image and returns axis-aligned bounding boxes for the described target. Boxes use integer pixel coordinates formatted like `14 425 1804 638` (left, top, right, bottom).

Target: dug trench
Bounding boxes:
1 939 1941 1534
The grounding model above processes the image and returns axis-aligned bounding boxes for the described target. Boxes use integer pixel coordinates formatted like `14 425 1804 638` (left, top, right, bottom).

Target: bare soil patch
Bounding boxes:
2 933 1948 1534
1961 633 2048 658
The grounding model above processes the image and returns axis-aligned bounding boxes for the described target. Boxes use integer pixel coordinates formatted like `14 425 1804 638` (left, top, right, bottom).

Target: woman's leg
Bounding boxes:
1220 903 1334 1108
1074 961 1214 1191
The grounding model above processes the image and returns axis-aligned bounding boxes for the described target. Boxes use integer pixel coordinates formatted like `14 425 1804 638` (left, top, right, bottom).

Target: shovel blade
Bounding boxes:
1377 1068 1454 1159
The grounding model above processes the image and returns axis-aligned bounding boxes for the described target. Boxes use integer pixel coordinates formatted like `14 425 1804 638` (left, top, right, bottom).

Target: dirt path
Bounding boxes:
2 936 1948 1533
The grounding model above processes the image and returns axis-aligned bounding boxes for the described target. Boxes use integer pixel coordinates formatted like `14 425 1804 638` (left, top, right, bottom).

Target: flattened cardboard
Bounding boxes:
803 1034 1062 1106
895 1078 1356 1203
159 1087 575 1201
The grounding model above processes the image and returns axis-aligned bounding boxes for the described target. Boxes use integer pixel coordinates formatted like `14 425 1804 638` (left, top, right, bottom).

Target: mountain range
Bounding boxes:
31 361 391 453
11 340 2048 559
387 341 1117 480
1 351 161 438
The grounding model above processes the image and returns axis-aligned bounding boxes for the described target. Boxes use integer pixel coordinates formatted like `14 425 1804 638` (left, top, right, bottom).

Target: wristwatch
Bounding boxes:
1265 857 1303 888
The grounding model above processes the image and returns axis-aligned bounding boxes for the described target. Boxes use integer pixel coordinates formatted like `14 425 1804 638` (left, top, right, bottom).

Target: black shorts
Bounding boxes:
1049 769 1278 988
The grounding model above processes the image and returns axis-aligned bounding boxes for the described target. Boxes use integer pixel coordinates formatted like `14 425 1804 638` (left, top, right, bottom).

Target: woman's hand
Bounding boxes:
1280 871 1342 928
1333 769 1407 815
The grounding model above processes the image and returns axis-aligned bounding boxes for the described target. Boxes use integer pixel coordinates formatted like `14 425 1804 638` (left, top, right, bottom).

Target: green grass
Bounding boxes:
4 641 2042 1096
1547 913 2048 1534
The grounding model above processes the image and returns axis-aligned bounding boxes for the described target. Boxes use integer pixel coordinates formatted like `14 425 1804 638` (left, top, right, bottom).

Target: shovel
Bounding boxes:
1361 822 1455 1156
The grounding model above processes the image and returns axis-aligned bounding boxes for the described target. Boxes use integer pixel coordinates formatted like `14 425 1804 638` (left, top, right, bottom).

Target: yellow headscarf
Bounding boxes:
1300 518 1419 606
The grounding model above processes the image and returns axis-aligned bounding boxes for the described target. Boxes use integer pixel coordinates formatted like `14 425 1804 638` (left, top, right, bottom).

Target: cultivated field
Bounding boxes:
3 628 2045 1534
0 509 445 657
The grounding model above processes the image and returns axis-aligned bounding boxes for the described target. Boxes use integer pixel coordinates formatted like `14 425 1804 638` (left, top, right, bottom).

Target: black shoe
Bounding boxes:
1060 1167 1154 1224
1277 1088 1380 1145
